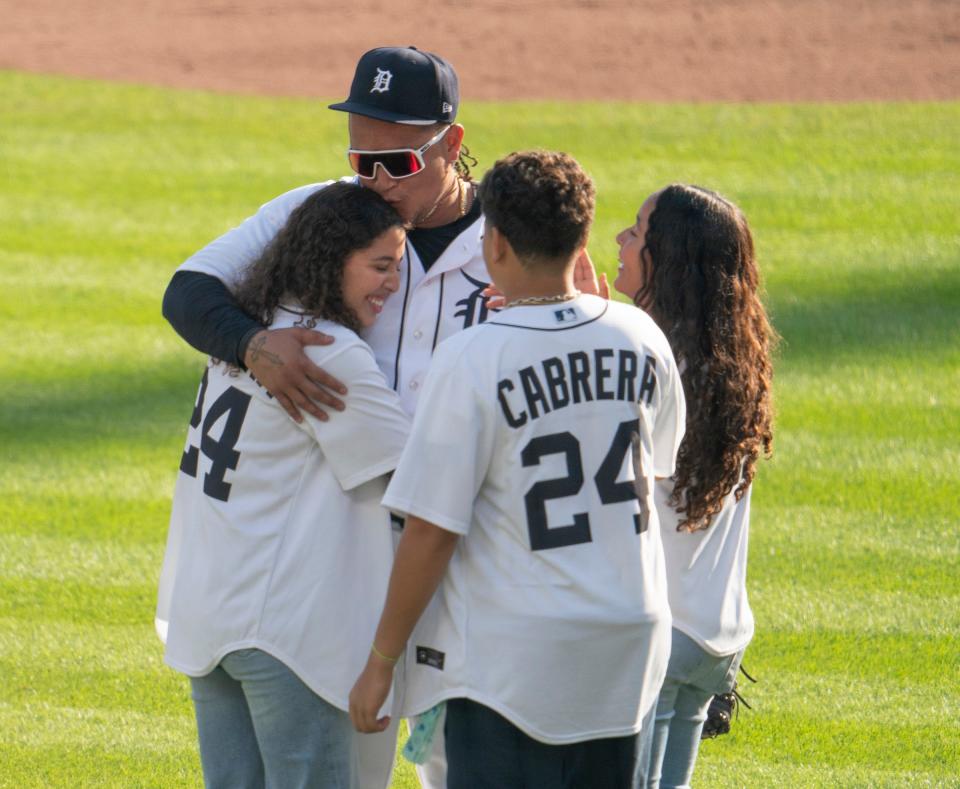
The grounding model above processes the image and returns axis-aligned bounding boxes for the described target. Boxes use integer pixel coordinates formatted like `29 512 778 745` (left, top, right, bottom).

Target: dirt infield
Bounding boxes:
1 0 958 101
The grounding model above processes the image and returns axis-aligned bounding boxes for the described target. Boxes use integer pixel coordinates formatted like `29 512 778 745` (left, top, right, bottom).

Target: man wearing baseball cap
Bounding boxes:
159 46 488 789
330 46 459 125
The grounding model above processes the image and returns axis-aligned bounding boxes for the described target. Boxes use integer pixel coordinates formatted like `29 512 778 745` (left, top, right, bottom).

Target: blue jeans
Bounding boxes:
445 697 654 789
189 648 353 789
645 630 744 789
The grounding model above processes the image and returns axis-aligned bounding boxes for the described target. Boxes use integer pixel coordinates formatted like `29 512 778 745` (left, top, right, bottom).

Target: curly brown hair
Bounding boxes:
233 182 403 333
478 150 595 266
639 184 776 532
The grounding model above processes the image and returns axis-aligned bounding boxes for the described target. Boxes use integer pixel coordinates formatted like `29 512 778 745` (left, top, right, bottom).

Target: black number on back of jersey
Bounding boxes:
521 418 648 552
595 419 649 534
178 368 210 477
521 432 591 550
179 369 252 502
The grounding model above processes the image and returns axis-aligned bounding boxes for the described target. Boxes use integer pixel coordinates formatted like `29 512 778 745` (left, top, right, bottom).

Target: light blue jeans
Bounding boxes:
645 629 744 789
189 648 353 789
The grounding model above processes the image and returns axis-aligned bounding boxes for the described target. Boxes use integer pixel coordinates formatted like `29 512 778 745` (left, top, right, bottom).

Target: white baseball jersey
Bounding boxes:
155 311 410 714
657 476 755 656
382 295 686 744
177 179 492 415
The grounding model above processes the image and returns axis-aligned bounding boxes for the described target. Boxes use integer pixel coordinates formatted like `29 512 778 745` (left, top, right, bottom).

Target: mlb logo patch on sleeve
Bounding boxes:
554 307 578 323
416 646 445 670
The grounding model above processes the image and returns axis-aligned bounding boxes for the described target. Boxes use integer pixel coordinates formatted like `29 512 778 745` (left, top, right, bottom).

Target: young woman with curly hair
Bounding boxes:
613 184 776 788
156 183 411 789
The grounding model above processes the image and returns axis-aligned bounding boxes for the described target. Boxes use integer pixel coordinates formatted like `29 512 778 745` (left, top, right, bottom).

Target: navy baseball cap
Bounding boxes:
329 46 459 126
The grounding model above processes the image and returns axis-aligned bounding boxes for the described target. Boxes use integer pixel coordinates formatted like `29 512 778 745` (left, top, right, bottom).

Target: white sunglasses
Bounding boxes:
347 126 451 180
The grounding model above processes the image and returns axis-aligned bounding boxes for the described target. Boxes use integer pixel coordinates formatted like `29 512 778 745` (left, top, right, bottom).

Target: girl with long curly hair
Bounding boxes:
156 183 412 788
613 184 776 788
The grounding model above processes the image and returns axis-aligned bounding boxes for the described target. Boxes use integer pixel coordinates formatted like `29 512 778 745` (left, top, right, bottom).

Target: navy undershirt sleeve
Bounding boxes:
161 270 263 367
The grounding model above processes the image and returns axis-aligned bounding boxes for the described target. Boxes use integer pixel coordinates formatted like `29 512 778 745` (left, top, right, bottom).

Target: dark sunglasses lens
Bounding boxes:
349 151 422 179
348 152 374 177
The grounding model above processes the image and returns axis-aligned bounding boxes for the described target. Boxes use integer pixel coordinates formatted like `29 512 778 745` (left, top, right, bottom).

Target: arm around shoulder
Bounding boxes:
162 270 262 365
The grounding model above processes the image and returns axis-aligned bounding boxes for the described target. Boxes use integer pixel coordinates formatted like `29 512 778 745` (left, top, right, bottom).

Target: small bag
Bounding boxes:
701 665 756 739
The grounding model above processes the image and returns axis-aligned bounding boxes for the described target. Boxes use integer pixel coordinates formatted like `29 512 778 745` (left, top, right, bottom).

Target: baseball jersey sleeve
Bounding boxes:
382 336 496 535
299 340 411 491
178 182 338 289
652 354 686 478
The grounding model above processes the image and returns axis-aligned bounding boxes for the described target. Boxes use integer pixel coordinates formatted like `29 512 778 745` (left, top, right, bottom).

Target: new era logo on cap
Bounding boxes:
330 46 459 126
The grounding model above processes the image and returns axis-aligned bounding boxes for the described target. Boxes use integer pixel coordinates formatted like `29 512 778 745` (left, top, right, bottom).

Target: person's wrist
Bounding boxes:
370 643 401 668
238 326 267 370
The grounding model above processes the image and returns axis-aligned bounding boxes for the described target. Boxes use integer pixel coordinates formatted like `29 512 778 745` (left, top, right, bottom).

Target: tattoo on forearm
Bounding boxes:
248 335 283 367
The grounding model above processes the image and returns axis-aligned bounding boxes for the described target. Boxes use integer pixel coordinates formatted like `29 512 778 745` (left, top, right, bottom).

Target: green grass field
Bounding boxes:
1 70 958 787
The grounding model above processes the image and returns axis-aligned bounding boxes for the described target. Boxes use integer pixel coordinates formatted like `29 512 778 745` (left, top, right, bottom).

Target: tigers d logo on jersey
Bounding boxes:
454 270 495 328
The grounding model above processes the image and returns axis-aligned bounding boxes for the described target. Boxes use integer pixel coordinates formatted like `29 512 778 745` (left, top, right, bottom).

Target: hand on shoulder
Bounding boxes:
243 328 347 423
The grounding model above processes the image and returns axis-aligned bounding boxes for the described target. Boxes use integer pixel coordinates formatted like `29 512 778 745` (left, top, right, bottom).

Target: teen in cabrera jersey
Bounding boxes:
349 152 686 789
155 184 410 789
613 185 776 788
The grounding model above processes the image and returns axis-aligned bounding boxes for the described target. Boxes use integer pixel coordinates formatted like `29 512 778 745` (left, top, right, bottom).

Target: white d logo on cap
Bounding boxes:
371 68 393 93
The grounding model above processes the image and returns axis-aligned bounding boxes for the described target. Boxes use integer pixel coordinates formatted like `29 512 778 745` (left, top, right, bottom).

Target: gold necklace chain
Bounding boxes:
411 177 472 229
503 290 581 309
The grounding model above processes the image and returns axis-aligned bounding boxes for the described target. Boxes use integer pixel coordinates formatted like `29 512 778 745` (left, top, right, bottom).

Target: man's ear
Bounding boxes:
444 124 465 163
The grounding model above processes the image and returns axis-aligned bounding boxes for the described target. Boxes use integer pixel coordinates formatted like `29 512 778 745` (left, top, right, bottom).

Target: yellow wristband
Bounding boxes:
371 644 400 664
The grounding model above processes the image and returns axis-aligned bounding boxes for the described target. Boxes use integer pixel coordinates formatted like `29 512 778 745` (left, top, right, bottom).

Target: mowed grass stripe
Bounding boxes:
749 524 959 599
0 535 161 585
758 453 957 516
0 621 168 672
693 755 959 789
1 659 188 717
0 746 199 789
0 702 195 752
754 506 958 559
0 328 195 372
0 577 153 625
728 671 958 728
0 706 201 789
748 630 956 684
774 377 960 434
750 583 958 636
721 715 957 774
0 494 174 544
